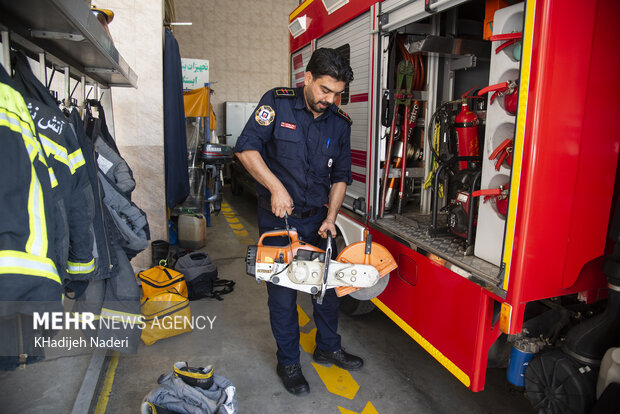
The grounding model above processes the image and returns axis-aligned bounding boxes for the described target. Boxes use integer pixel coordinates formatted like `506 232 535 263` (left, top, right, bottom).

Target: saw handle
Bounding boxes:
364 233 372 255
317 230 333 305
364 231 372 265
257 229 299 247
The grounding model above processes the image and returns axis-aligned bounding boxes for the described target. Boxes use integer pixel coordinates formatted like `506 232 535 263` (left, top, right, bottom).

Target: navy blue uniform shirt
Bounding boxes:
234 87 353 212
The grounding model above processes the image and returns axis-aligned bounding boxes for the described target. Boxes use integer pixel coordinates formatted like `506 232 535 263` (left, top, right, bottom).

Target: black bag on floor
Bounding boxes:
173 252 234 301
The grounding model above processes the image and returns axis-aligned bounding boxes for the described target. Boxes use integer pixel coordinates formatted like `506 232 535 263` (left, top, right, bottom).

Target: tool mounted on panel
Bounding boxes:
478 80 519 115
489 138 513 170
489 32 523 56
473 185 509 218
380 60 415 217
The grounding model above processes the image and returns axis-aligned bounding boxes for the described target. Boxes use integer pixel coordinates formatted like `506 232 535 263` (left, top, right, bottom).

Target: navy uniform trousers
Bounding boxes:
258 206 341 366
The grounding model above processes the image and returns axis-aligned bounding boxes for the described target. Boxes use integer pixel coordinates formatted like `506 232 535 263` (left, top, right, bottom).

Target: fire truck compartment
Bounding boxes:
375 213 504 297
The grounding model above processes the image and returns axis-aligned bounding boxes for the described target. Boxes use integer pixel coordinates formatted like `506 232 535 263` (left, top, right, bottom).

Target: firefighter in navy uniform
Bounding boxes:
234 48 361 396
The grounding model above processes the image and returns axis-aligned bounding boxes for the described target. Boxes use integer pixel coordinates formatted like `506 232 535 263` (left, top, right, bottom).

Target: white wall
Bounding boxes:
172 0 299 140
96 0 167 269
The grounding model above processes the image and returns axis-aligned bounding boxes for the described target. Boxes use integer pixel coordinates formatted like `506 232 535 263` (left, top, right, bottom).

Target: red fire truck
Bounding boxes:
288 0 620 411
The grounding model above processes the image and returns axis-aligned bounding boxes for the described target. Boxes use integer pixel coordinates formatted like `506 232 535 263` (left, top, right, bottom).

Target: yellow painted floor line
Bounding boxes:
297 303 376 409
297 304 310 327
312 363 360 400
221 202 255 244
94 352 120 414
239 237 256 246
300 328 316 354
338 402 379 414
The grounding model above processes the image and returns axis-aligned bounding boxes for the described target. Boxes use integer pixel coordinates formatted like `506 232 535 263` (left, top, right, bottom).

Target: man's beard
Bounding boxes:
305 88 330 113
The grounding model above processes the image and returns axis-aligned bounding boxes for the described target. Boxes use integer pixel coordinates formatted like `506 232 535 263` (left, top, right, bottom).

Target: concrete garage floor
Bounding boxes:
0 187 536 413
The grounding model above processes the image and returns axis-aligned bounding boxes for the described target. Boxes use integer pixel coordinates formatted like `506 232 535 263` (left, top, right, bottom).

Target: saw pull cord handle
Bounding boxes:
317 230 333 305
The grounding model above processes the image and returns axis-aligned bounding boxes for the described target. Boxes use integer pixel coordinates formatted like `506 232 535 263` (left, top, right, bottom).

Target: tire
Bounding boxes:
340 295 376 316
525 349 597 414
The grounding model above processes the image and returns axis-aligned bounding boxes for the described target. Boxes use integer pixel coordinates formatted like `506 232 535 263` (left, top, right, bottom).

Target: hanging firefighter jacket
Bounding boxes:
86 99 120 154
85 101 136 197
0 68 63 370
72 104 146 353
10 52 96 285
98 169 150 260
0 66 62 306
69 109 119 282
82 104 150 260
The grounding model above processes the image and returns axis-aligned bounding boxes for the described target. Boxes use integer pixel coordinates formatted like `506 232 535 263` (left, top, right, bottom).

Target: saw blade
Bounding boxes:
349 274 390 301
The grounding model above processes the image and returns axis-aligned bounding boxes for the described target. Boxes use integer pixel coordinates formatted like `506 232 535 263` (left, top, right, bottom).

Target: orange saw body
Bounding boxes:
246 229 397 299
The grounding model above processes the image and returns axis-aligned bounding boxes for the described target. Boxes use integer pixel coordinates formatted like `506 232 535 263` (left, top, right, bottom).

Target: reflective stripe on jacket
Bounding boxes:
0 78 62 306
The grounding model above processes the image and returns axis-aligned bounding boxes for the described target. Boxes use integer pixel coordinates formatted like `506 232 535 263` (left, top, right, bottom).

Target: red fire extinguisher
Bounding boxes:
454 100 479 170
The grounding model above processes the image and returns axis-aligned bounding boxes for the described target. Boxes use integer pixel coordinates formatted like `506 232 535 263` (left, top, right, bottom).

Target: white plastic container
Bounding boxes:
178 214 206 249
597 347 620 398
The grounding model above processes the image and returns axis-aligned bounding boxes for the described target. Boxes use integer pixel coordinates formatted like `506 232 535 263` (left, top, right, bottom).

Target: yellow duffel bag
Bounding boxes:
138 266 188 299
141 289 192 346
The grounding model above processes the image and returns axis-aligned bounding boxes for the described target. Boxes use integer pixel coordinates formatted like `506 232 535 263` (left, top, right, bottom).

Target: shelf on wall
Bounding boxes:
0 0 137 87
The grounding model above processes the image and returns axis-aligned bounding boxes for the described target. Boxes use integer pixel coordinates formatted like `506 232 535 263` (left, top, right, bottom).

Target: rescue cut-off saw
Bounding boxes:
245 228 397 303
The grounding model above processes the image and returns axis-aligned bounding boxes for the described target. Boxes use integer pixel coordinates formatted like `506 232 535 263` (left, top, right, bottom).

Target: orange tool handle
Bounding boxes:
257 229 299 246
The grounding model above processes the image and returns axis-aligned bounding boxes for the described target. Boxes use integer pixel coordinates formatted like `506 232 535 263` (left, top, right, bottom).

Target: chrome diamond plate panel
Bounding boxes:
375 214 505 296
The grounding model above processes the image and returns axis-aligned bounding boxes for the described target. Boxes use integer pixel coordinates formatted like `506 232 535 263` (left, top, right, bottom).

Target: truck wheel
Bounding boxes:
524 349 597 414
340 295 376 316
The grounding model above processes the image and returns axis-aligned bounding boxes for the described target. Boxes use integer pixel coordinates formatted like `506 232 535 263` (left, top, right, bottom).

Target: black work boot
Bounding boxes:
276 362 310 395
313 348 364 371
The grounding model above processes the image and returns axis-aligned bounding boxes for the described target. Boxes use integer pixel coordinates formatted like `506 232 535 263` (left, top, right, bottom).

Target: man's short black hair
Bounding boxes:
305 48 354 84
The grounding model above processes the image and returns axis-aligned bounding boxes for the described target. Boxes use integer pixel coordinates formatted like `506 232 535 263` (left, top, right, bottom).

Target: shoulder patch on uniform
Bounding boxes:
335 107 353 125
274 88 296 98
255 105 275 126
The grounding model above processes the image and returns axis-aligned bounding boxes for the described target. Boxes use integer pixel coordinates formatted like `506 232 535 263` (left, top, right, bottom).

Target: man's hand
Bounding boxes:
318 182 347 238
318 217 336 239
271 188 294 218
235 150 293 218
